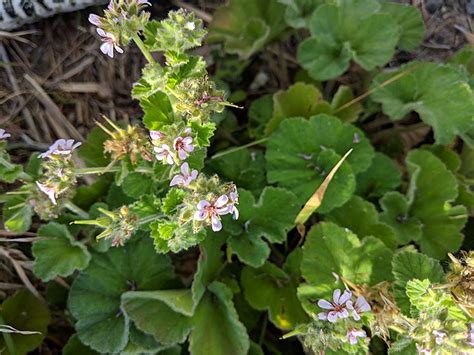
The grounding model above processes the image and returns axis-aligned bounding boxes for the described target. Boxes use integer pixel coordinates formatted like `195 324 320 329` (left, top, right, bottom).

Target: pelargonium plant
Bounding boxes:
0 0 473 354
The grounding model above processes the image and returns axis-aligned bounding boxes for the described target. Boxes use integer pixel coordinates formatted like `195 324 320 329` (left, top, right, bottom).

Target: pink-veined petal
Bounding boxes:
317 312 328 320
97 28 106 37
327 311 338 323
215 194 229 207
355 296 371 312
317 299 333 310
211 215 222 232
178 149 187 160
352 310 361 321
170 175 183 187
180 163 190 176
115 45 124 54
332 289 341 304
197 200 210 210
190 169 198 180
194 210 207 221
184 144 194 153
339 290 352 305
339 308 349 318
183 136 192 145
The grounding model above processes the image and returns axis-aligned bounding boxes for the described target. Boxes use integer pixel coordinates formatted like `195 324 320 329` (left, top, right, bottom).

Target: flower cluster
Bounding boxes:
33 138 81 218
151 128 194 166
89 0 151 58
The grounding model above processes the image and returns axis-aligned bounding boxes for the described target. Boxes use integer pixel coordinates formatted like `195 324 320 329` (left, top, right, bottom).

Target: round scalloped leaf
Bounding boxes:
32 222 91 282
279 0 324 29
226 187 299 267
371 62 474 144
327 195 397 249
301 222 394 287
406 149 467 258
68 237 179 353
380 2 424 51
241 250 308 330
0 290 50 355
189 281 250 355
392 250 445 315
266 115 374 211
63 334 98 355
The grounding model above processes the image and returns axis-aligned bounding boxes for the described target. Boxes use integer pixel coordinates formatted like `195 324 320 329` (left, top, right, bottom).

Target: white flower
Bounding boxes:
194 195 229 232
150 130 165 141
346 295 371 321
170 163 198 187
173 136 194 160
0 129 11 140
88 14 102 27
346 329 366 345
317 289 352 323
39 139 81 159
97 28 124 58
227 187 239 220
136 0 151 5
36 182 58 205
154 144 174 165
432 330 446 345
185 22 196 31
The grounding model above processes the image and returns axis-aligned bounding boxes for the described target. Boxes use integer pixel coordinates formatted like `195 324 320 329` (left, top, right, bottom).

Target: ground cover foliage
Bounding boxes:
0 0 473 354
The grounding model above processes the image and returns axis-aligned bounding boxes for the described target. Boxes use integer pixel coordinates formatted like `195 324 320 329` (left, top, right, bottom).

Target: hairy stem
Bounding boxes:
74 166 154 176
64 201 90 219
132 34 155 64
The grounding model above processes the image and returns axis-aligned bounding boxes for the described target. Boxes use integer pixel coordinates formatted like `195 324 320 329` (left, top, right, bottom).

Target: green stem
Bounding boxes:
138 213 164 226
64 201 90 219
74 166 153 176
210 138 268 160
0 315 16 355
132 34 155 64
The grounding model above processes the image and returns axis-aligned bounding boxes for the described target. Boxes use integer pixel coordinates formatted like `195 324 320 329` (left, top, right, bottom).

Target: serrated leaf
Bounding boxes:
266 115 374 211
380 2 424 51
265 82 330 135
0 160 24 183
327 195 397 249
208 0 286 59
140 91 174 131
150 220 206 254
356 152 402 198
380 192 423 245
68 237 179 353
122 172 154 198
298 0 400 80
32 223 91 282
406 149 467 258
161 189 186 215
241 249 308 330
0 290 50 355
226 187 299 267
371 62 474 144
301 222 394 288
392 250 445 315
190 121 216 147
2 195 33 233
405 279 430 307
189 281 249 355
206 149 266 195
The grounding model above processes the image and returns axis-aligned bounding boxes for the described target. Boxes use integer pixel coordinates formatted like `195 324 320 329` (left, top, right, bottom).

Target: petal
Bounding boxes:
339 290 352 305
327 311 338 323
346 300 354 310
211 215 222 232
100 43 111 56
180 163 190 176
178 149 187 160
183 136 193 144
356 296 371 312
162 144 170 150
96 28 106 37
317 312 327 321
115 45 124 54
190 170 198 180
184 144 194 152
339 308 349 318
317 299 334 310
166 155 174 165
194 210 207 221
215 194 229 207
170 175 183 186
232 207 239 220
352 310 361 321
197 200 210 209
333 289 341 304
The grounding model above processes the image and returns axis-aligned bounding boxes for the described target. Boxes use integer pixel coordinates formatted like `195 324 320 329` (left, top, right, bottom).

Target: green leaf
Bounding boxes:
298 0 400 80
32 223 91 282
278 0 323 29
2 195 33 233
301 222 394 287
380 2 425 51
327 195 397 249
330 85 363 123
140 91 174 131
266 115 374 211
371 62 474 144
162 189 186 215
265 82 330 135
392 250 445 314
226 187 299 267
406 149 467 258
356 152 401 198
63 334 98 355
405 279 430 307
0 290 50 355
189 281 250 355
68 237 179 353
190 121 216 147
248 94 273 139
206 149 266 195
241 249 308 330
208 0 286 59
122 172 154 198
78 127 109 167
380 192 423 245
0 160 23 183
